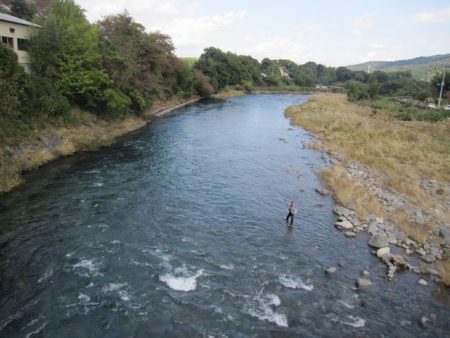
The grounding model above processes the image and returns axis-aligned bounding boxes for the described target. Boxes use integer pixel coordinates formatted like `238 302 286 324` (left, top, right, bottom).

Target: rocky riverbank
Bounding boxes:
285 93 450 287
314 140 450 287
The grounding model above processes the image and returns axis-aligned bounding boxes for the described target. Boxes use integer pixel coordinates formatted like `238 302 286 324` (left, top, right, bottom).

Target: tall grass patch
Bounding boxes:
285 93 450 209
320 164 383 220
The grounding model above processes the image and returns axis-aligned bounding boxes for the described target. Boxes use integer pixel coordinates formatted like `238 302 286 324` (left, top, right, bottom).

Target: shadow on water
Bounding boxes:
0 94 449 337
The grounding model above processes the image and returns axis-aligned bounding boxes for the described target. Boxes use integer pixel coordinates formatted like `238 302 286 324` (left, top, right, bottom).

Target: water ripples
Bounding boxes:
0 95 449 337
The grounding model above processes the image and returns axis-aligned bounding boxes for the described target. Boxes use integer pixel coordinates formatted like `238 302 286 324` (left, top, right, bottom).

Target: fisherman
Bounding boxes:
286 201 297 226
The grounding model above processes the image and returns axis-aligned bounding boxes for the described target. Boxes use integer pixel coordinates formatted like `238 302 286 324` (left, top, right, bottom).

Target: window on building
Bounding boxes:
18 38 29 51
1 36 14 49
10 28 15 33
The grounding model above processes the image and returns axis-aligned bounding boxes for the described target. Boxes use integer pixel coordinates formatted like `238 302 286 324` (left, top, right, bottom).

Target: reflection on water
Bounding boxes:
0 94 449 337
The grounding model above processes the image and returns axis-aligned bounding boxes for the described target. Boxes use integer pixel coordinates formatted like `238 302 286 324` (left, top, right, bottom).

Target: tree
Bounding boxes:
196 47 263 91
97 12 189 110
194 70 214 97
30 0 110 110
10 0 35 20
335 67 353 82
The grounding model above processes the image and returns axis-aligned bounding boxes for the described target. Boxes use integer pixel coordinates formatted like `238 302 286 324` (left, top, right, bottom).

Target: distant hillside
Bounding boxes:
347 54 450 81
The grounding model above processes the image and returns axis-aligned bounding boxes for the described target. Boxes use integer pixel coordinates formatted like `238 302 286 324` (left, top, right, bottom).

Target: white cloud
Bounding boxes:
414 7 450 23
75 0 246 55
352 13 376 35
166 10 246 46
370 43 384 49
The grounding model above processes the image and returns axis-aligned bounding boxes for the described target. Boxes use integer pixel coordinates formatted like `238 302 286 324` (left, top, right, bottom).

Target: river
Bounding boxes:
0 94 449 337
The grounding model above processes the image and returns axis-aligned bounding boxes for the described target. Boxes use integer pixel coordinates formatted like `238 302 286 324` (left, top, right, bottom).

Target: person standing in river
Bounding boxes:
286 201 297 226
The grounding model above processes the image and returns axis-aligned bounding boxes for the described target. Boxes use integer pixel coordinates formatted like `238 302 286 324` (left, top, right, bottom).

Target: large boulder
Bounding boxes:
368 223 382 236
333 205 355 218
368 234 389 249
439 227 450 248
335 220 353 230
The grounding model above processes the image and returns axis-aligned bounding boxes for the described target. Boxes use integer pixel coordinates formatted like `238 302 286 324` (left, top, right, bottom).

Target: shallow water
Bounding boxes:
0 94 449 337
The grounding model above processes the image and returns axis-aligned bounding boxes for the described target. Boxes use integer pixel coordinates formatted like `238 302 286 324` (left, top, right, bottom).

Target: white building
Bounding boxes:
0 13 40 72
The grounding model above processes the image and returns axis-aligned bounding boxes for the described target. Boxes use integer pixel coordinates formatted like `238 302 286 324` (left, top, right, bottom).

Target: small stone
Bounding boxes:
419 316 429 329
376 247 391 258
356 278 373 289
368 234 390 249
362 270 370 277
405 248 413 255
359 299 368 307
400 320 411 327
421 255 436 264
376 217 384 224
416 248 427 256
325 267 337 275
344 231 356 238
315 187 329 196
418 279 428 286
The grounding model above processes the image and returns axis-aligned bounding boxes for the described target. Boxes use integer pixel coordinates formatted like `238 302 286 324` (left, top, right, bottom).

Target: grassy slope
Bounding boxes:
0 96 198 194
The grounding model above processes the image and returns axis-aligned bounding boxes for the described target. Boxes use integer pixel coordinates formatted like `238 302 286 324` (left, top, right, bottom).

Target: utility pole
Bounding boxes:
438 69 446 108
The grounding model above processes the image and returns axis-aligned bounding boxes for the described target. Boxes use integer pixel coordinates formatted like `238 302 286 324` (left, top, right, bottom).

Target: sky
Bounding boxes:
76 0 450 67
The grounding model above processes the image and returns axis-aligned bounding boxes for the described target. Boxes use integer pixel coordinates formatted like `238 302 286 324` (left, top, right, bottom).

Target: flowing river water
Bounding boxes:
0 94 449 337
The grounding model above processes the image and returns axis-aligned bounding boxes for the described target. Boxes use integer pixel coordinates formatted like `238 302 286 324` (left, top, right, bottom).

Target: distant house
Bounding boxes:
0 13 40 72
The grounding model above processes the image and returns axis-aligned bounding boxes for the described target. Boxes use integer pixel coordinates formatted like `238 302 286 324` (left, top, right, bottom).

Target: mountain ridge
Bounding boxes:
346 53 450 80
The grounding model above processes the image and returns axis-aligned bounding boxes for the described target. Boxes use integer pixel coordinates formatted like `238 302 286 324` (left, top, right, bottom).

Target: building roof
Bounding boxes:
0 13 41 28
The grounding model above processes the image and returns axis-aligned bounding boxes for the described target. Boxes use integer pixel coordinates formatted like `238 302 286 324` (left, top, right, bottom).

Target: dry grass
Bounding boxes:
437 259 450 287
285 93 450 224
390 209 432 245
320 164 383 220
0 114 147 194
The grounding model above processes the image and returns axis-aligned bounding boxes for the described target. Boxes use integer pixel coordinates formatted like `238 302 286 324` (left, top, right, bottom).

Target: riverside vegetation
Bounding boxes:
285 93 450 286
2 0 448 194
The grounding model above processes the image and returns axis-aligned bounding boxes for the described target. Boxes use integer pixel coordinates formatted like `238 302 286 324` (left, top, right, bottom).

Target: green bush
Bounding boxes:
240 80 253 92
346 80 368 101
129 90 147 112
22 75 70 116
0 45 26 117
101 88 132 117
